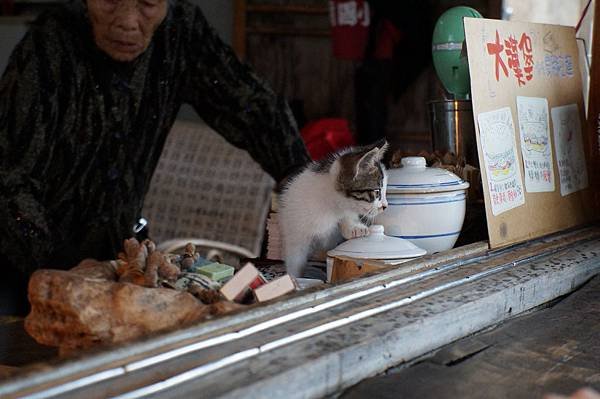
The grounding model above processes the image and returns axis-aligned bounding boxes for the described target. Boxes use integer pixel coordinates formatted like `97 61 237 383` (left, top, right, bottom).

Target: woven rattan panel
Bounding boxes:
142 120 275 257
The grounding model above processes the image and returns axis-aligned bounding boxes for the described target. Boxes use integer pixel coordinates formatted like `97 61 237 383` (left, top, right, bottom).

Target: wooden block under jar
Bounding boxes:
328 256 385 283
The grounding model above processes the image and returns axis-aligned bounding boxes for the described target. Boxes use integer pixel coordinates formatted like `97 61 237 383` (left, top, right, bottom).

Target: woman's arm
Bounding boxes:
180 8 310 183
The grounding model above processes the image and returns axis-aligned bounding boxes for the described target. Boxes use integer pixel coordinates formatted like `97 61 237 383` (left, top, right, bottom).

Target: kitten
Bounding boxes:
278 141 389 277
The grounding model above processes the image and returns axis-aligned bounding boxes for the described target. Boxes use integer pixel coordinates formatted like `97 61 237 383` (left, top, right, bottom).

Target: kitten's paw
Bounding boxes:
341 223 370 239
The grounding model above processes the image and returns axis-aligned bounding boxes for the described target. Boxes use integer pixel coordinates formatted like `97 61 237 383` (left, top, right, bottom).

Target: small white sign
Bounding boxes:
551 103 589 196
516 96 555 192
477 107 526 215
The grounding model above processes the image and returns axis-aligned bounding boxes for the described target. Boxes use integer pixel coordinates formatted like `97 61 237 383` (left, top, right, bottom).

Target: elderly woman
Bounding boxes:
0 0 310 314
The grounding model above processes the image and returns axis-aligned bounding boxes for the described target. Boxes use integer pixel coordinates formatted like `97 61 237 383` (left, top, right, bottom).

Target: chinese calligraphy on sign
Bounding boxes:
486 30 534 86
543 54 574 78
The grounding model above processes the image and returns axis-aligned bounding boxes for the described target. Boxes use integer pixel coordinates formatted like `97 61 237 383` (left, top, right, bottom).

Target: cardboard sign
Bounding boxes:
464 18 595 248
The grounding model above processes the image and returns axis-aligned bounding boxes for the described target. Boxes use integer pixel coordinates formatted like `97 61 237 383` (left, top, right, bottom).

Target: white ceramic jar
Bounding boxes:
375 156 470 254
326 224 426 281
327 225 426 260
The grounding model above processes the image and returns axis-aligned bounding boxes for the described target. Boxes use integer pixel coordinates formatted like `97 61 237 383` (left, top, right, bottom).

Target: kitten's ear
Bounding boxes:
350 140 388 179
376 140 389 157
355 146 382 175
360 140 388 164
372 138 387 149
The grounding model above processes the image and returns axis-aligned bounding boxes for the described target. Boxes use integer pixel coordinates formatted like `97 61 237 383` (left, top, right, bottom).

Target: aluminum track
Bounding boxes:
2 226 600 399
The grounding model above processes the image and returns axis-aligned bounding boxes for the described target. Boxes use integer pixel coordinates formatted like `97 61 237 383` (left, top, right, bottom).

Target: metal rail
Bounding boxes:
2 226 600 398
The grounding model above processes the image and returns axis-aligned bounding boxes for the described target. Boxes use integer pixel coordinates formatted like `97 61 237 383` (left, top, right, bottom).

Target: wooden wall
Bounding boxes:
234 0 501 153
238 1 356 126
586 0 600 209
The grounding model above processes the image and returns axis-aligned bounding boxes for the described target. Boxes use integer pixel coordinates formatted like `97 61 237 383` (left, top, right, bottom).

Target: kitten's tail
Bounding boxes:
284 247 310 277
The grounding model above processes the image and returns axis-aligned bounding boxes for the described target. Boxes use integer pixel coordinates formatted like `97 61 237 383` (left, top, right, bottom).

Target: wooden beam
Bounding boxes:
232 0 247 60
246 4 328 15
585 0 600 209
246 26 330 37
4 227 600 398
486 0 503 19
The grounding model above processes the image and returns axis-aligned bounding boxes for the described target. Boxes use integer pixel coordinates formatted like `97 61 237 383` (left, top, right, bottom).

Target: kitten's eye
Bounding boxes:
373 189 381 198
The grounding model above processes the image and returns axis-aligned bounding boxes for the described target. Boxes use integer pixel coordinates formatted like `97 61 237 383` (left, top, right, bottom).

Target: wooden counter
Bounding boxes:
1 225 599 398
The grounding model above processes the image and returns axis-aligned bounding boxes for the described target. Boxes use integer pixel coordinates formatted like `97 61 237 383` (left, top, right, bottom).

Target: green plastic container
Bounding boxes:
432 6 483 99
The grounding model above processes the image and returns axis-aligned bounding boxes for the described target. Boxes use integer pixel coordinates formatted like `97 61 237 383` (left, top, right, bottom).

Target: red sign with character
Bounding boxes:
486 30 534 86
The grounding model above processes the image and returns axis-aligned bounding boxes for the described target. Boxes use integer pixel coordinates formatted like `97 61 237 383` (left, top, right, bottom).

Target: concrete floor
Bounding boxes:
340 275 600 399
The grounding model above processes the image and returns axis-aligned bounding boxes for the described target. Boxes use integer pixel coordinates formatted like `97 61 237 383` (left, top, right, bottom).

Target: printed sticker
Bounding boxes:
516 96 555 192
550 103 589 196
478 107 526 215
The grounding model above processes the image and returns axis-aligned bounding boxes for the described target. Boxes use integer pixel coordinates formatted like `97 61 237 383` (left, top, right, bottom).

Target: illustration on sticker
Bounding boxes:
516 96 554 192
551 103 588 196
477 107 526 216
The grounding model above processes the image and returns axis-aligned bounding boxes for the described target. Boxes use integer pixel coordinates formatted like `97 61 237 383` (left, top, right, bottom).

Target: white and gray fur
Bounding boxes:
278 142 389 277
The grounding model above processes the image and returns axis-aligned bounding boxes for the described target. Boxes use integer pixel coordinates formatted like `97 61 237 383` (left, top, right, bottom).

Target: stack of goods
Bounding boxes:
25 238 301 352
220 263 297 303
123 238 297 305
390 149 482 202
265 192 282 260
178 260 298 305
112 239 238 306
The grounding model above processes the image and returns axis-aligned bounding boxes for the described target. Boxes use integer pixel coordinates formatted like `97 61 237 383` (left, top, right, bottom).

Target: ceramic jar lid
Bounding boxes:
327 225 426 259
387 156 470 194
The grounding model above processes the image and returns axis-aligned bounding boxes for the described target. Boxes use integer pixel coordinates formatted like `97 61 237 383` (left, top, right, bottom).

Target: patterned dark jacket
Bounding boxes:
0 0 310 276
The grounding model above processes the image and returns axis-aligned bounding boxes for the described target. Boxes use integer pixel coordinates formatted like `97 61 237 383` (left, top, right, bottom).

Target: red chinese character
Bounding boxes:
487 30 508 82
504 35 525 86
518 33 534 81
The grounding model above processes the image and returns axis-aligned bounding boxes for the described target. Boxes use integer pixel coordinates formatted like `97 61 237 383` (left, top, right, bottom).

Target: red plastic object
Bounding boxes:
373 20 403 59
300 119 356 161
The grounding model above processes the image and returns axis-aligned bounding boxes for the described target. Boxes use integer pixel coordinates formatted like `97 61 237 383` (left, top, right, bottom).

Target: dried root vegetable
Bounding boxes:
117 238 148 284
25 268 210 352
117 265 146 286
158 255 180 282
114 238 182 287
144 239 156 254
180 242 201 270
184 243 196 256
144 251 161 288
208 300 245 316
23 239 246 353
187 284 222 304
70 259 118 281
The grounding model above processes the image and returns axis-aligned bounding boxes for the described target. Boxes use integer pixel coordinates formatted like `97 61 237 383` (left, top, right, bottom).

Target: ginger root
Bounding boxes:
116 238 180 287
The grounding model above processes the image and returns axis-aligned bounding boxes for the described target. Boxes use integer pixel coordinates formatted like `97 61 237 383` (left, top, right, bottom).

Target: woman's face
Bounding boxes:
87 0 168 62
